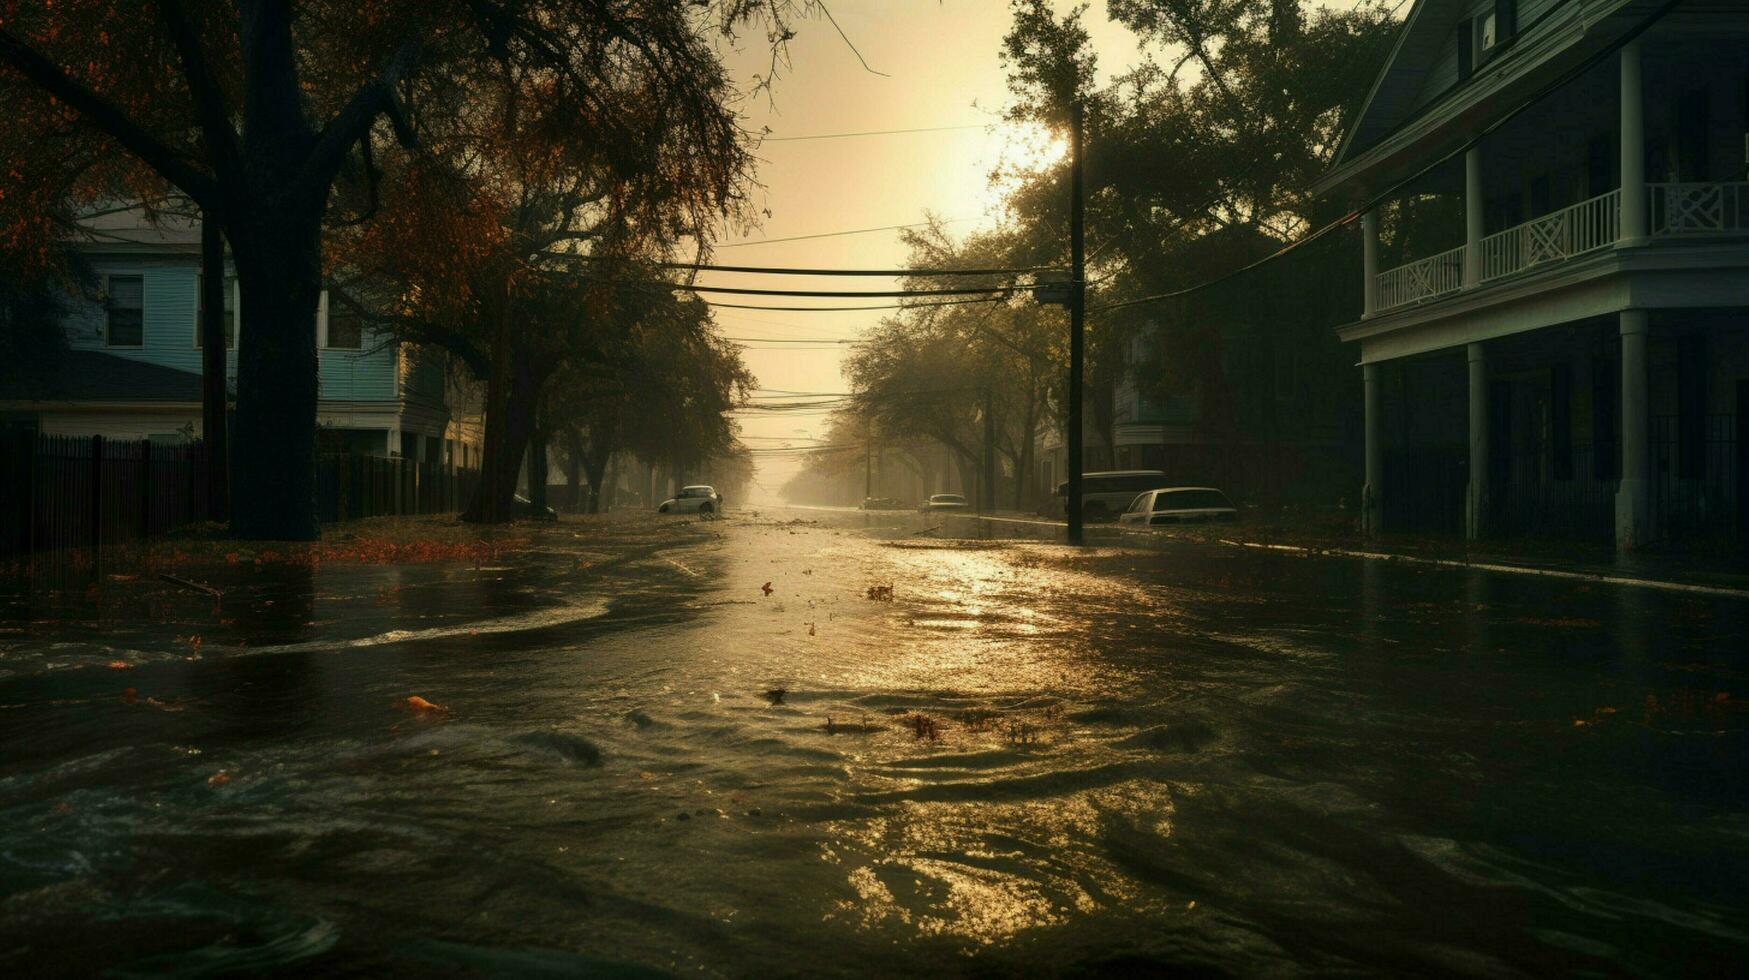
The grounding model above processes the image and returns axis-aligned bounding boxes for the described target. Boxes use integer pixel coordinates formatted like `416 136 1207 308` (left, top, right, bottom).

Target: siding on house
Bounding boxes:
1410 0 1573 113
68 256 401 403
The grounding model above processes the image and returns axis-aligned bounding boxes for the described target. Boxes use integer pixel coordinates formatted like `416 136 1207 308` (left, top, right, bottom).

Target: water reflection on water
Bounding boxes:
1 514 1746 976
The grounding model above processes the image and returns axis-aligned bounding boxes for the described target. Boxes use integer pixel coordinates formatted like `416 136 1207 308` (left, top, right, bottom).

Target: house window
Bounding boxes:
319 290 363 349
195 274 238 348
104 275 144 347
1478 13 1497 54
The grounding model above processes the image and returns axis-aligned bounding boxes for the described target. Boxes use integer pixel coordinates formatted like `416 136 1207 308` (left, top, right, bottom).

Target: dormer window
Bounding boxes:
1479 12 1497 53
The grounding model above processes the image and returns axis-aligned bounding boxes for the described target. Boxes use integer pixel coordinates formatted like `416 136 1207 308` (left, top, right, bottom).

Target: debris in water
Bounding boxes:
106 660 133 670
865 584 894 602
763 686 788 706
405 695 449 714
898 712 942 740
121 687 138 704
761 581 774 596
807 622 816 637
207 771 231 786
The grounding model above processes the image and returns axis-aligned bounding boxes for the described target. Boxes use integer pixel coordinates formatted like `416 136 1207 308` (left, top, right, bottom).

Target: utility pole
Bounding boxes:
864 415 873 499
981 386 996 514
199 214 229 522
1066 102 1087 545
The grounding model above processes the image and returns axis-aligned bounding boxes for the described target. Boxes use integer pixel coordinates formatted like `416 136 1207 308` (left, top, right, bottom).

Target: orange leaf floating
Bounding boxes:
761 582 773 596
208 771 231 786
107 660 133 670
405 695 449 714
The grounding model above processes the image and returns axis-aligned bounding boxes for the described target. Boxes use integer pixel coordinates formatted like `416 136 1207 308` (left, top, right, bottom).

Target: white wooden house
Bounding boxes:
1320 0 1749 548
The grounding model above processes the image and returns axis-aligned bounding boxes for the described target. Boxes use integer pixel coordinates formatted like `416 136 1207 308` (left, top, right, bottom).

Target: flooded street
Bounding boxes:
3 511 1747 977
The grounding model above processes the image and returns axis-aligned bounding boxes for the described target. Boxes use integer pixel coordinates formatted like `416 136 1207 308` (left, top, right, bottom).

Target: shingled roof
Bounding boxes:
0 350 217 403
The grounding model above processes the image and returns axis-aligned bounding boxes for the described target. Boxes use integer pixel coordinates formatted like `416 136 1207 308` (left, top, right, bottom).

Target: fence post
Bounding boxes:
89 434 103 573
139 439 153 539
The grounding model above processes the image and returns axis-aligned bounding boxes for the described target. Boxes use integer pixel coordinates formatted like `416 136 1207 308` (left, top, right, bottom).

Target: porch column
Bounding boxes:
1464 145 1484 286
1361 209 1379 316
1362 361 1383 535
1466 342 1489 540
1616 310 1652 549
1618 39 1648 243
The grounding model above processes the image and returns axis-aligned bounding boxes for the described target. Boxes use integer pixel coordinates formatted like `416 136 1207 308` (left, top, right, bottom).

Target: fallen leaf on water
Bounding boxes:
761 581 774 596
405 695 449 714
1573 719 1589 727
106 660 133 670
208 771 231 786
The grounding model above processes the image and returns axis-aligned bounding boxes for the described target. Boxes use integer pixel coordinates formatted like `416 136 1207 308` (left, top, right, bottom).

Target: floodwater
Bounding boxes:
2 511 1746 977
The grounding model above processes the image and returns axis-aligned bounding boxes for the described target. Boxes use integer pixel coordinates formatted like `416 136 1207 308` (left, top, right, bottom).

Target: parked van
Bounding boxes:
1044 470 1169 522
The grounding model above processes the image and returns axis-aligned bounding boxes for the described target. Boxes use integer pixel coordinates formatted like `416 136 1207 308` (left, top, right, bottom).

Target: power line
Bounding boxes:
703 295 1010 313
679 283 1016 299
548 256 1050 277
715 216 979 248
762 123 988 142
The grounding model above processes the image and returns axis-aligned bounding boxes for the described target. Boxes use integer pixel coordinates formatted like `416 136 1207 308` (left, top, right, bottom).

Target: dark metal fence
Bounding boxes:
1653 414 1740 542
1382 445 1466 534
315 453 479 523
2 432 479 559
0 433 214 559
1491 444 1616 541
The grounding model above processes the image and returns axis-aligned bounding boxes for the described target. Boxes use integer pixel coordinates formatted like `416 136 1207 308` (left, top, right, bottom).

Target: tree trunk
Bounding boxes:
582 440 611 515
528 407 548 517
227 209 322 540
562 428 583 511
199 215 230 522
463 332 544 522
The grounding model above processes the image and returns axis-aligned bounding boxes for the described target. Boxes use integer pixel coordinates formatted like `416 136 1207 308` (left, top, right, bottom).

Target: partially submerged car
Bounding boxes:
1042 470 1168 522
918 493 969 513
659 485 723 516
860 496 905 510
1118 487 1238 526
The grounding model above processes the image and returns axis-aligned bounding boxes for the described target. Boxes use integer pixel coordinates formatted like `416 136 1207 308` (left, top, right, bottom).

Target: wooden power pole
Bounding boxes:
199 215 229 521
1066 103 1086 545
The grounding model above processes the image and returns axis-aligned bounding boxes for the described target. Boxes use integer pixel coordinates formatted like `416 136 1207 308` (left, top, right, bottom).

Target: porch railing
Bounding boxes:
1374 244 1465 311
1650 182 1749 236
1371 182 1747 316
1479 188 1621 283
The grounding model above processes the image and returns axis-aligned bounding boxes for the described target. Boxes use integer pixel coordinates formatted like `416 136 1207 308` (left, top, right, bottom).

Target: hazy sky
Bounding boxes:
708 2 1147 502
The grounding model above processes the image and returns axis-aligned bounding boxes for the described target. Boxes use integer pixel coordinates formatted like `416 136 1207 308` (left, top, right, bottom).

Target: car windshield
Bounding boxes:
1126 493 1151 513
1157 490 1231 511
679 487 712 498
932 495 965 503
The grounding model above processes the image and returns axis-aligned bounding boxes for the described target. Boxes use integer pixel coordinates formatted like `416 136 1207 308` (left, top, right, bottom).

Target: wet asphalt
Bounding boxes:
1 508 1746 977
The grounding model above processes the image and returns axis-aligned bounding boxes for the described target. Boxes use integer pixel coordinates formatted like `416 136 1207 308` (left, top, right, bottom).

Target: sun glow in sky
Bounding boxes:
709 2 1140 502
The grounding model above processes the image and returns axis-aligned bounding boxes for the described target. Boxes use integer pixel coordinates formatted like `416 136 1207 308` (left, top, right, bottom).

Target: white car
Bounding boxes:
659 485 723 516
1118 487 1237 526
918 493 969 513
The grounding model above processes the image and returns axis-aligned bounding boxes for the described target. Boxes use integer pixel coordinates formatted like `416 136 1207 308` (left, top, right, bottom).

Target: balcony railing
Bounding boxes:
1375 244 1465 310
1651 182 1749 235
1479 189 1620 283
1371 182 1749 316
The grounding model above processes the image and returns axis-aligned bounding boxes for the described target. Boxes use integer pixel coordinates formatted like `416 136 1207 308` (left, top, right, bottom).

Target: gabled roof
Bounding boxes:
1332 0 1469 169
0 350 216 403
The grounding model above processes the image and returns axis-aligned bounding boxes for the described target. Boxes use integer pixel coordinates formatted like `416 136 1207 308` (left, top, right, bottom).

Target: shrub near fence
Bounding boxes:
1 432 481 559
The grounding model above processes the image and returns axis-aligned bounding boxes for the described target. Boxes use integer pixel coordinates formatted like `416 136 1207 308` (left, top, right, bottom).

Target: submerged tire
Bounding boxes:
699 502 715 517
659 504 670 513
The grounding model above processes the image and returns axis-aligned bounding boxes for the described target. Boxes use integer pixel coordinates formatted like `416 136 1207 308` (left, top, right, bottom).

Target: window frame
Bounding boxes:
103 273 146 348
318 289 365 350
192 273 240 349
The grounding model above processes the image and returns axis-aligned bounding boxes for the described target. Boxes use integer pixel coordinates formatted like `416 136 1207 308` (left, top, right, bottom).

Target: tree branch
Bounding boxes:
294 36 422 203
0 27 218 205
155 0 244 187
